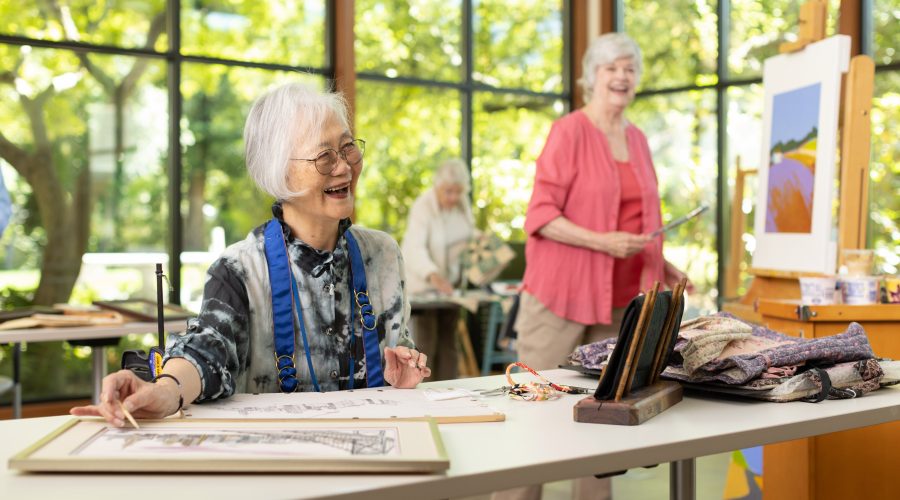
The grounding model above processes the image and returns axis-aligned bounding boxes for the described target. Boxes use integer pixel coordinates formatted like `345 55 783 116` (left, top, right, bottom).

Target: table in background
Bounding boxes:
757 299 900 500
410 291 514 378
1 370 897 500
0 320 188 418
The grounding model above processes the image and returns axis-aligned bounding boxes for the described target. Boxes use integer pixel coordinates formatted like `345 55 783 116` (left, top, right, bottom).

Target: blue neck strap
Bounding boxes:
263 219 383 392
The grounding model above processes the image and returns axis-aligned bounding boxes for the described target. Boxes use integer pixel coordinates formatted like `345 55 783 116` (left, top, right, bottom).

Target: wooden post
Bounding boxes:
837 55 875 253
779 0 828 53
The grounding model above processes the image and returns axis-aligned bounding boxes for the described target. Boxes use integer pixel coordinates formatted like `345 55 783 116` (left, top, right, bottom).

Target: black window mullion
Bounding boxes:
715 0 730 309
167 0 183 304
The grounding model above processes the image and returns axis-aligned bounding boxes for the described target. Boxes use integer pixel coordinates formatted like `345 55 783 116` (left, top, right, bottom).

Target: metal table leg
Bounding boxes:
670 458 695 500
91 346 107 405
13 342 22 419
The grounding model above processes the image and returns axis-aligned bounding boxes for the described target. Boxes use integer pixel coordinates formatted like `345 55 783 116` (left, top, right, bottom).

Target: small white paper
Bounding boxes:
423 388 479 401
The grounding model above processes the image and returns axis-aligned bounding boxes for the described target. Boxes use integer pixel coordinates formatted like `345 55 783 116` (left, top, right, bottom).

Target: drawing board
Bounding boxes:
10 418 448 473
751 35 850 274
182 387 504 423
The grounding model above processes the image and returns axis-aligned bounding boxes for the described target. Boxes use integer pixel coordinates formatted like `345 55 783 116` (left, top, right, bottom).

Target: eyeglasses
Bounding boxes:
291 139 366 175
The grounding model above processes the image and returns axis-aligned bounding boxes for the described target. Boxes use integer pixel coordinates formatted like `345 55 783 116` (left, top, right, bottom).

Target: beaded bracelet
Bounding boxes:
152 373 184 412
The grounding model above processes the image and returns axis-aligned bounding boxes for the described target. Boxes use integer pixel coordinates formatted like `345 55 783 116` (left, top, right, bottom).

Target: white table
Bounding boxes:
1 370 898 500
0 320 188 417
0 370 900 500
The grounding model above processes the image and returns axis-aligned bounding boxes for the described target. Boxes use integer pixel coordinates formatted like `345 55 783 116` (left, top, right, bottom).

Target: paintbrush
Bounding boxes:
118 401 140 429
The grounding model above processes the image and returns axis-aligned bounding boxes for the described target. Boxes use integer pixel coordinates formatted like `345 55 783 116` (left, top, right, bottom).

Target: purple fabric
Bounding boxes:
568 313 876 386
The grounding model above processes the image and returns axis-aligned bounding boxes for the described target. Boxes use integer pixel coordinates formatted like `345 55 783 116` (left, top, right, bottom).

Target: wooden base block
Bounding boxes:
573 381 683 425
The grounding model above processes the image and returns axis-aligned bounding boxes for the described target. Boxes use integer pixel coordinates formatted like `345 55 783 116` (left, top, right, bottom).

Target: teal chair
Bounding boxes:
480 300 518 375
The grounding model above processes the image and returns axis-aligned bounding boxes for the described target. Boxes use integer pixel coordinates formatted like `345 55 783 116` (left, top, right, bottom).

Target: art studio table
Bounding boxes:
1 370 898 500
0 320 188 418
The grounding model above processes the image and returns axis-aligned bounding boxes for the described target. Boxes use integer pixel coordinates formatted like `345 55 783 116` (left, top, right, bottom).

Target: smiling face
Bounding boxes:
592 56 637 111
284 111 361 223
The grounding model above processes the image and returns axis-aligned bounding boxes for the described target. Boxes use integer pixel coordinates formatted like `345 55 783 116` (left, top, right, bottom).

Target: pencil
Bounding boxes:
118 400 140 429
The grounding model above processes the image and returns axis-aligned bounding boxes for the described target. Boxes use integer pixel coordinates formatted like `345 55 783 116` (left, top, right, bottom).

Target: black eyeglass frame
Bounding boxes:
290 139 366 175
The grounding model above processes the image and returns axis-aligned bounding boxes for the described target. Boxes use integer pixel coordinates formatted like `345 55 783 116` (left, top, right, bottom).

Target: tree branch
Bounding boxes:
121 13 166 96
0 130 31 175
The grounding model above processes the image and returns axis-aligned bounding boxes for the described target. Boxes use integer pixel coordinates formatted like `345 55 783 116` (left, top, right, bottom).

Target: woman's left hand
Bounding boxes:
664 261 695 293
384 346 432 388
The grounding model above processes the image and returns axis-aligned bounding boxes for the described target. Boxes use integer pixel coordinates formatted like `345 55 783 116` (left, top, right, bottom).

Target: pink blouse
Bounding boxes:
522 110 665 325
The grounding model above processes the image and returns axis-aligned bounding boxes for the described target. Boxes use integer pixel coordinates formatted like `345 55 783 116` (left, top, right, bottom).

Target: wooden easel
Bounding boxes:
573 279 687 426
722 0 874 321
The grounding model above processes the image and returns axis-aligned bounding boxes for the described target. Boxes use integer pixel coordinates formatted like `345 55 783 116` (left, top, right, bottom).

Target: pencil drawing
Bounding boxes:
73 427 399 457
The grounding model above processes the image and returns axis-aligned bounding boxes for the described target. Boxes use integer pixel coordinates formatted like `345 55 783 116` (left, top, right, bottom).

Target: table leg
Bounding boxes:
13 342 22 419
91 346 107 405
670 458 695 500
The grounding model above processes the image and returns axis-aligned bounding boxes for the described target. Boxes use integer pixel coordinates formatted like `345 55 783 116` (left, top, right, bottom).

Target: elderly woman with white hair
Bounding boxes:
499 31 692 500
72 82 431 426
400 158 475 380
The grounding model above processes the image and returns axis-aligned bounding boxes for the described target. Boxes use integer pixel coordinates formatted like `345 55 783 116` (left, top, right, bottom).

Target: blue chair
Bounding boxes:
480 300 518 375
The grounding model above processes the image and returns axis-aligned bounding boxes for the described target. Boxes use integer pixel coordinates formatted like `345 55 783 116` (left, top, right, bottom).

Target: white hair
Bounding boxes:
243 82 350 201
579 33 643 102
433 158 471 193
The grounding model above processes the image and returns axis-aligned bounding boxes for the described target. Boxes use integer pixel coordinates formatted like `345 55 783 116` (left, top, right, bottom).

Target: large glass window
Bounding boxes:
0 0 168 50
181 1 326 67
628 91 719 313
355 1 568 245
625 0 717 89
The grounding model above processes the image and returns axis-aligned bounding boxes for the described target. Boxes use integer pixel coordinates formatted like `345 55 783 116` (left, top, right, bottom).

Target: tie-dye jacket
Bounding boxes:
165 207 414 401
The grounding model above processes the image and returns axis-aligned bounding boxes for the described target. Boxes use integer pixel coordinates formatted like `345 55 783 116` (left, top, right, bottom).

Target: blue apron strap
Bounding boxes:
263 219 299 392
344 230 384 387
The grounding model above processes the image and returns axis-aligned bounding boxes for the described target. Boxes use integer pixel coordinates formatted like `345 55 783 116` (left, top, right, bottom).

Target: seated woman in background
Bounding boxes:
401 159 475 380
73 82 430 426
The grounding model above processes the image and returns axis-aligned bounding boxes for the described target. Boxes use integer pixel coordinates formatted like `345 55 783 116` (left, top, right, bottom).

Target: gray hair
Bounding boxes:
433 158 470 193
243 82 350 200
579 33 643 101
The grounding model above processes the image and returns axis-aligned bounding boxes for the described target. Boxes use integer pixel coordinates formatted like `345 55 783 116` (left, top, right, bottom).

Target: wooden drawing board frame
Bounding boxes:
10 418 449 473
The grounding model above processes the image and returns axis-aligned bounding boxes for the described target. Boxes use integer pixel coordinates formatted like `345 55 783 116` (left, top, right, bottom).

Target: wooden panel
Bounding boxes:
814 421 900 499
838 55 875 251
332 0 355 125
764 438 814 500
571 0 587 110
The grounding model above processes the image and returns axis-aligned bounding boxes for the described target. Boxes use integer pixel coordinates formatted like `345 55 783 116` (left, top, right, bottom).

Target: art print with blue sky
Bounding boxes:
765 83 821 233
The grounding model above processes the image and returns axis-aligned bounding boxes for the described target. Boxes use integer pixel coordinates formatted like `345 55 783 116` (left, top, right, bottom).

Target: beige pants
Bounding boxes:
493 292 624 500
515 291 625 371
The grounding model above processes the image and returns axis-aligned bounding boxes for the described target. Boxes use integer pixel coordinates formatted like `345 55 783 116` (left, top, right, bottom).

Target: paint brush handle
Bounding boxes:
649 204 709 237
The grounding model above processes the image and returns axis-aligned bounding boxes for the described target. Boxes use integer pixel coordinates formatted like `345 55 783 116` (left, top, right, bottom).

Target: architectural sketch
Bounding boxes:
183 389 503 422
73 427 399 457
199 397 399 418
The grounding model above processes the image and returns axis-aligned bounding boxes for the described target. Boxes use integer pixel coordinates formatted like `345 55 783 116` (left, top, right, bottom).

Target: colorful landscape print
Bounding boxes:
765 83 821 233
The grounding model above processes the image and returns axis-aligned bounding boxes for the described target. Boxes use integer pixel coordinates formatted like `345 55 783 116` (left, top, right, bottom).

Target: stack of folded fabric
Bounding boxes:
568 313 899 402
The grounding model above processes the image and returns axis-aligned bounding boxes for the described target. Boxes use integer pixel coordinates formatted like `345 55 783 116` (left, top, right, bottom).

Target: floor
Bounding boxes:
458 451 731 500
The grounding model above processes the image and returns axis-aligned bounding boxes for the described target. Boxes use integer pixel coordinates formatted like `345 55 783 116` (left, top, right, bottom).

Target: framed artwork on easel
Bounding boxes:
751 35 851 275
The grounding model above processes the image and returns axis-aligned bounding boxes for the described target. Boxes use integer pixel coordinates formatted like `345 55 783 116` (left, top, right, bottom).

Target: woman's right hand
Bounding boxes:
428 273 455 295
70 369 181 427
598 232 652 258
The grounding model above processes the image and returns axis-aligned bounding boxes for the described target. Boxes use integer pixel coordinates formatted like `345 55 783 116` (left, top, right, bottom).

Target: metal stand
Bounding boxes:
670 458 695 500
91 346 107 405
13 342 22 419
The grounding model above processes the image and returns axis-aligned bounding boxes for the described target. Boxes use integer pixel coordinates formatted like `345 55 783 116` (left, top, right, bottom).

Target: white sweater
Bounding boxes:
401 188 475 294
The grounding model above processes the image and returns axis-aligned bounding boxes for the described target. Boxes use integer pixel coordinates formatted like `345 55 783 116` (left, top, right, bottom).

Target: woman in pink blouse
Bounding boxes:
501 31 693 500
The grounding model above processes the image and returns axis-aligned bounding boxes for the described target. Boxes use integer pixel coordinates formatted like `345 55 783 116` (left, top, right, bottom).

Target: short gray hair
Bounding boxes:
579 33 643 102
433 158 470 193
243 81 350 200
